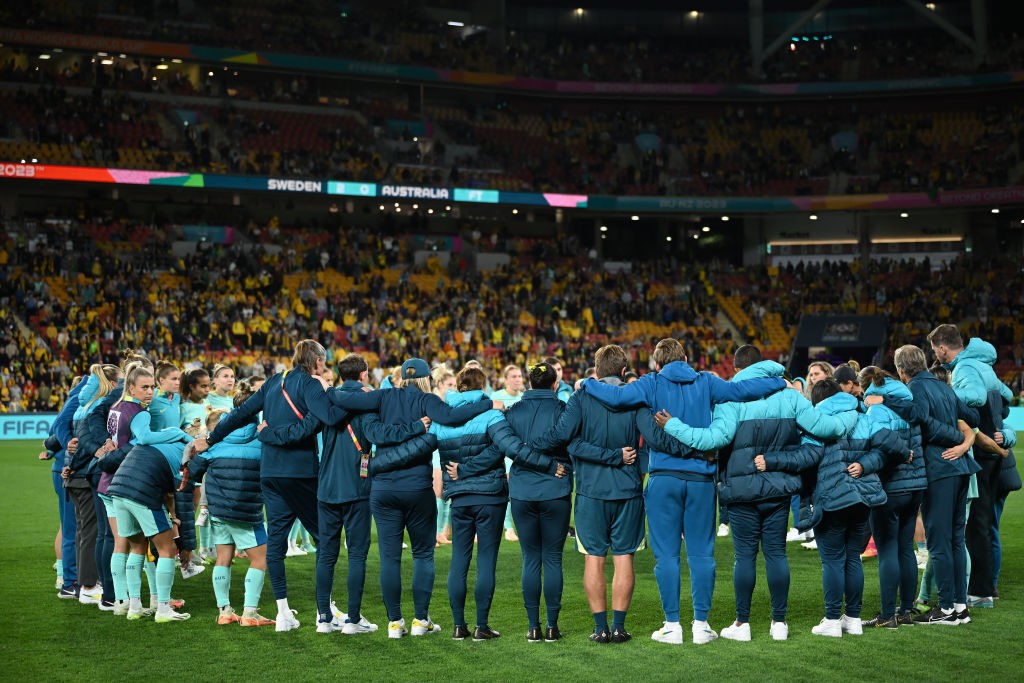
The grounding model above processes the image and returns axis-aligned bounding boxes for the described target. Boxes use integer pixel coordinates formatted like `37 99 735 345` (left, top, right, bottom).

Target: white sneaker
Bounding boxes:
411 616 441 636
801 539 818 550
692 620 718 645
651 621 683 645
770 621 789 641
55 575 63 590
79 585 102 605
112 601 129 617
154 608 191 623
316 616 343 633
180 562 206 580
811 617 842 637
841 614 863 635
196 507 210 527
330 601 347 623
720 621 750 641
285 545 307 557
275 609 301 632
717 523 730 537
785 528 803 542
343 615 379 634
388 618 407 639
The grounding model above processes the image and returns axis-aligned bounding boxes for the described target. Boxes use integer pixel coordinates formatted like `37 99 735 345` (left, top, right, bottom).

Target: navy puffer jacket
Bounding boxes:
189 422 264 524
433 390 508 500
108 443 183 509
859 378 926 494
764 392 886 530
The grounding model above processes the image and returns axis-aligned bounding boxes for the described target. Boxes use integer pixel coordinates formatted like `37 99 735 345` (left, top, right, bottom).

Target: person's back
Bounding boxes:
502 388 570 501
189 423 263 524
570 383 645 500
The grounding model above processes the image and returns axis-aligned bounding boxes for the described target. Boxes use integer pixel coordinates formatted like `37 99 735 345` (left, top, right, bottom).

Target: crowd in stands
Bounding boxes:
5 2 1024 85
0 214 732 412
5 211 1024 415
0 72 1020 199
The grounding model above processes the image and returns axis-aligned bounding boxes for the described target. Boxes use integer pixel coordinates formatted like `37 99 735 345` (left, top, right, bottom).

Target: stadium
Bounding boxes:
2 0 1023 680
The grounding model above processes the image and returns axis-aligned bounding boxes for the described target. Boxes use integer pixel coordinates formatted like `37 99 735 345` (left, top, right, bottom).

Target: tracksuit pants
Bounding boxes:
371 488 436 622
645 475 716 622
729 498 790 623
316 499 371 621
922 474 969 610
871 490 923 618
262 476 320 600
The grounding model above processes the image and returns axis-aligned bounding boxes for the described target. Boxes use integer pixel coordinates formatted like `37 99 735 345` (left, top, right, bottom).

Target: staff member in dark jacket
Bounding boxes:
869 345 979 625
484 362 573 643
260 353 432 635
192 339 380 632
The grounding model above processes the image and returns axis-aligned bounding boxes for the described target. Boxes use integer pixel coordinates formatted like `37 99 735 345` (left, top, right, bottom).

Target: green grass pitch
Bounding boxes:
3 440 1023 681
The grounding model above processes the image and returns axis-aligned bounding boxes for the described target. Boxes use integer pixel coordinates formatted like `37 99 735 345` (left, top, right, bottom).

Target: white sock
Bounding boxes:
954 603 966 612
158 601 170 613
665 621 681 629
941 607 954 615
128 597 142 611
220 604 234 613
276 598 291 615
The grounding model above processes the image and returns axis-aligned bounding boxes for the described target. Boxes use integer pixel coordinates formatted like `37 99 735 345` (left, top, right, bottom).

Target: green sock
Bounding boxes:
125 553 144 599
244 567 265 610
212 565 231 608
156 557 175 604
111 552 129 601
144 559 158 599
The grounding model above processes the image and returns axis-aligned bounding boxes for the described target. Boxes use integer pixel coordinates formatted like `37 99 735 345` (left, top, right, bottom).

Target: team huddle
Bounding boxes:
47 325 1018 644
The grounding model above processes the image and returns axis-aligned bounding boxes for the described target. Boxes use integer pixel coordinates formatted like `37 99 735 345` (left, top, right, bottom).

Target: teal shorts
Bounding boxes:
210 516 268 551
99 494 117 518
574 494 646 557
112 496 172 539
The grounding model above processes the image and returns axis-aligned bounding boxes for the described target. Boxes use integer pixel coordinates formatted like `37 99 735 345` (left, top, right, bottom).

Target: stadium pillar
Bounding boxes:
749 0 764 77
472 0 506 52
971 0 989 65
900 0 977 53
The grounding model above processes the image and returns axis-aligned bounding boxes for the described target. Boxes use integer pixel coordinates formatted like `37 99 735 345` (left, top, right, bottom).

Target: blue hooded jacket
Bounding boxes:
948 338 1017 451
662 360 851 504
51 381 83 475
581 360 785 479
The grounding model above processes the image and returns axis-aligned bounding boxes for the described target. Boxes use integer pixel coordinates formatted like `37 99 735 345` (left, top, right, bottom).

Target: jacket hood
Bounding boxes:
223 422 258 444
658 360 699 384
951 337 998 367
733 360 786 382
864 377 912 401
446 389 486 408
815 391 860 415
